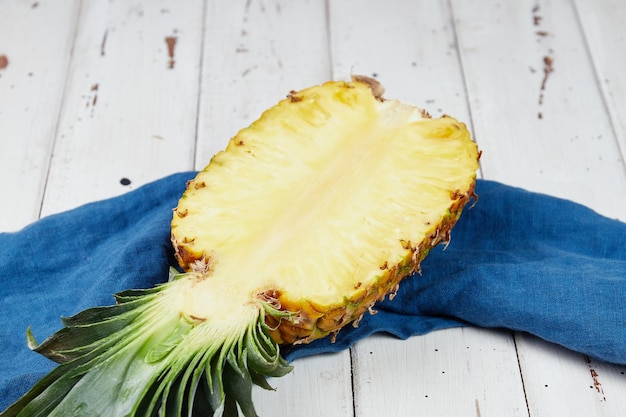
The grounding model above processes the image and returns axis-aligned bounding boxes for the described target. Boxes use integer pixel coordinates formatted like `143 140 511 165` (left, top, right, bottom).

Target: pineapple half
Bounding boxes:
2 77 479 417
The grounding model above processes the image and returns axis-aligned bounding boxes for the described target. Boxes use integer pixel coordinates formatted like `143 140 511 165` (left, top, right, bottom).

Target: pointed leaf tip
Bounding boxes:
26 326 38 350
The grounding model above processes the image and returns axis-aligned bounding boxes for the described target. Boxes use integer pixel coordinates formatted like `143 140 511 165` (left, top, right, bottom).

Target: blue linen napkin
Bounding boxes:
1 172 625 408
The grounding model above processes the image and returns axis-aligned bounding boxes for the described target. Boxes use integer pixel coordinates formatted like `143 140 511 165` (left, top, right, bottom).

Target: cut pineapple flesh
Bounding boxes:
172 79 479 343
2 77 479 417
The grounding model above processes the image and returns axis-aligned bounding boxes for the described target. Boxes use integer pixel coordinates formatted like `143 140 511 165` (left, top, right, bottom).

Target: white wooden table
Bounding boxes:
2 1 625 416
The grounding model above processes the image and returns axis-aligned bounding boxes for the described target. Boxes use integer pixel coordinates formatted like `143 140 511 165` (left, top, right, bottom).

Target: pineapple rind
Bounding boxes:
265 183 476 344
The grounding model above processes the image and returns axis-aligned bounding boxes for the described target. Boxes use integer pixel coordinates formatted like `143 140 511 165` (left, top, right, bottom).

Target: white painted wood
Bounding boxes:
516 333 626 417
574 0 626 159
41 0 204 216
450 0 626 218
353 329 529 417
450 0 626 415
197 1 353 415
0 1 79 231
328 1 528 416
196 0 332 166
253 352 354 417
329 0 472 123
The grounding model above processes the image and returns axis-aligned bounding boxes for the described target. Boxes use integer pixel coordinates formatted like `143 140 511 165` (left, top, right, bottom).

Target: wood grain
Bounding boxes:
40 0 203 217
0 1 80 230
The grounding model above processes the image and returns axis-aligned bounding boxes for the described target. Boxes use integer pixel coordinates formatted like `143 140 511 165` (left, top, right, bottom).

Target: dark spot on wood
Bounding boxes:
120 177 131 186
541 55 554 91
536 55 554 119
532 3 542 26
242 66 257 77
585 356 606 401
90 83 99 107
100 30 108 56
165 36 177 69
176 208 188 218
193 181 206 189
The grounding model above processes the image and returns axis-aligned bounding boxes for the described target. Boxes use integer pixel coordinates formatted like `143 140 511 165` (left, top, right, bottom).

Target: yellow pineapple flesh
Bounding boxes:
171 77 479 344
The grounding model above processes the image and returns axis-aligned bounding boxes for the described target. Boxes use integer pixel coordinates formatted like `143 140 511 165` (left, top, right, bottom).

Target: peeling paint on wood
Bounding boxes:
165 35 177 69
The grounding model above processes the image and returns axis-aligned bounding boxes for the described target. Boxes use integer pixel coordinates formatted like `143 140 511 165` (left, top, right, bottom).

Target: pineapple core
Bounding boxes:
171 79 479 343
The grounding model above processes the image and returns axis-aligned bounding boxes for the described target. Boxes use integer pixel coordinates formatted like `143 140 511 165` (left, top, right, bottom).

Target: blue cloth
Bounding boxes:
1 173 625 408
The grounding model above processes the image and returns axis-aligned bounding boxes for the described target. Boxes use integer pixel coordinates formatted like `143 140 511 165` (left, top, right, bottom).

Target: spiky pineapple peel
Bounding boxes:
3 77 479 417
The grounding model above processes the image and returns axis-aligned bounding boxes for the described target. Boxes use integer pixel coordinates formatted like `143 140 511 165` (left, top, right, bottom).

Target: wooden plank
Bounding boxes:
328 1 529 416
450 0 626 217
329 0 471 122
574 0 626 158
0 1 79 230
450 0 626 415
353 330 528 417
195 0 332 166
516 333 626 417
41 0 204 217
253 353 354 417
196 1 353 415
